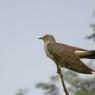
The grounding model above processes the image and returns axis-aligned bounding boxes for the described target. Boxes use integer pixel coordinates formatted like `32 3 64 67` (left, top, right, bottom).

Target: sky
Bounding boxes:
0 0 95 95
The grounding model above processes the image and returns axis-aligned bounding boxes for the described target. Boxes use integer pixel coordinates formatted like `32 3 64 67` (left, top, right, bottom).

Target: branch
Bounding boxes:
57 65 69 95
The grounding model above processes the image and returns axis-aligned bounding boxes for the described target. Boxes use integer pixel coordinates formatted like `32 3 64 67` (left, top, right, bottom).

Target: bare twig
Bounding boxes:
57 65 69 95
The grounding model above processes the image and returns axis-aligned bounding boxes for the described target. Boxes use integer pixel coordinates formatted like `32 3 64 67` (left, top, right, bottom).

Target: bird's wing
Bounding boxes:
51 42 95 59
64 43 95 59
47 42 86 58
47 43 94 74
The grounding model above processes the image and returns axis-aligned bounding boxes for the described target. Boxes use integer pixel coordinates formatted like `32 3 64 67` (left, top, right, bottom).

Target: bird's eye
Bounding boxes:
43 35 48 40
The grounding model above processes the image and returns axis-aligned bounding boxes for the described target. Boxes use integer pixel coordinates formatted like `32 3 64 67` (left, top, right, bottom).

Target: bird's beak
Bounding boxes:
38 37 43 39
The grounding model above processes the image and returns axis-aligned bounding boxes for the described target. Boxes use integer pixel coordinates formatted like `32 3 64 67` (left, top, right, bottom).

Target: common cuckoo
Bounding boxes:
39 34 95 74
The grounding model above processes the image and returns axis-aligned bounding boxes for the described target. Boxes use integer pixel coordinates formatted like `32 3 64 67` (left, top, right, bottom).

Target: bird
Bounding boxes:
39 34 95 74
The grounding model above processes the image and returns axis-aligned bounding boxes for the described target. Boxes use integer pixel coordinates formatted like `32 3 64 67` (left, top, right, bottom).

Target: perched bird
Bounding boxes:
39 34 95 74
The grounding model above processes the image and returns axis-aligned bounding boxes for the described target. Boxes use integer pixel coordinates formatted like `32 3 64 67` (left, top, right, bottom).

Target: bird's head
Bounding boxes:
39 34 56 43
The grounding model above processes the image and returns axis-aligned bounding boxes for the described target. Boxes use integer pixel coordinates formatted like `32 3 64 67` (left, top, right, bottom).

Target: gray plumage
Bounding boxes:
39 34 95 74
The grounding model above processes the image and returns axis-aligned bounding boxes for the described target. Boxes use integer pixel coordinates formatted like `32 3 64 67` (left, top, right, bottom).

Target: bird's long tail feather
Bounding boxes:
75 50 95 59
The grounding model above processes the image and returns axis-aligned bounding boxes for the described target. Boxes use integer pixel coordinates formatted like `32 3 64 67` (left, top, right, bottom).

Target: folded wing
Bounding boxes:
47 43 95 74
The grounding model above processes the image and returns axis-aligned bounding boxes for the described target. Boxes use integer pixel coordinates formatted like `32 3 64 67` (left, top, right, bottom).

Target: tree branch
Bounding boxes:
57 65 69 95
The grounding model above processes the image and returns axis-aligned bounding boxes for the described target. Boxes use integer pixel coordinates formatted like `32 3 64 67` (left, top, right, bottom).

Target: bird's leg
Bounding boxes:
57 65 61 74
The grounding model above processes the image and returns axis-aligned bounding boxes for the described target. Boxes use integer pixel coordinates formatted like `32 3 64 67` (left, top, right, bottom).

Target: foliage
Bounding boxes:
15 88 29 95
87 24 95 41
36 70 95 95
36 75 60 95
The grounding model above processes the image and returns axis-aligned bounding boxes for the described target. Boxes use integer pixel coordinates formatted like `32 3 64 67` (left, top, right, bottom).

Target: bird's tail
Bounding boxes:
75 50 95 59
84 50 95 59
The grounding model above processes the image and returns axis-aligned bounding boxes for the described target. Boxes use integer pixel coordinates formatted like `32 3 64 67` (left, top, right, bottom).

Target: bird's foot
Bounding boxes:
57 65 61 74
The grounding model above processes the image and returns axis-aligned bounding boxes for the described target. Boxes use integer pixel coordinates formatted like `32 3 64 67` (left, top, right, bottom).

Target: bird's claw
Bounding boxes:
57 66 61 74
